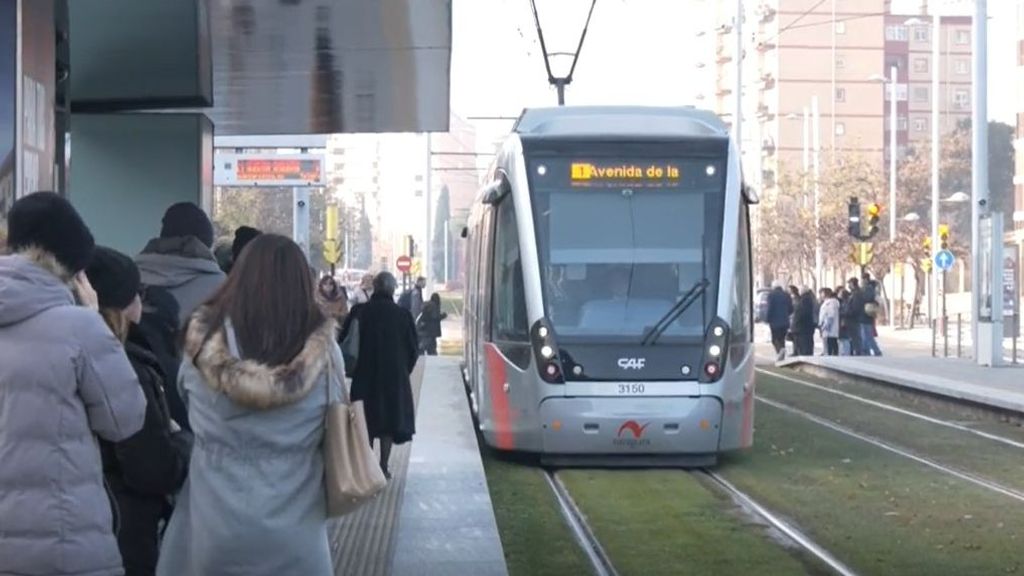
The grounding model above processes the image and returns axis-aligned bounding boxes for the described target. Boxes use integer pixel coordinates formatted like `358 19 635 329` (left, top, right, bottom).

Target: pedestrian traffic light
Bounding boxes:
847 197 861 238
938 224 949 250
866 203 881 238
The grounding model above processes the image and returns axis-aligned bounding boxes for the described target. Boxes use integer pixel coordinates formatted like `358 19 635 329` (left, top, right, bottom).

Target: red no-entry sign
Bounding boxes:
396 255 412 273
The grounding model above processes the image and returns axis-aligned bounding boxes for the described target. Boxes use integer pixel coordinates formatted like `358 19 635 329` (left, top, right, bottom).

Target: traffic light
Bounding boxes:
847 198 861 238
866 203 881 238
938 224 950 250
921 236 932 273
406 235 417 257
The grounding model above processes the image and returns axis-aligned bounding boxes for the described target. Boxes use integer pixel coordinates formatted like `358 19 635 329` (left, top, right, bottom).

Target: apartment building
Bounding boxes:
883 13 972 161
713 0 972 195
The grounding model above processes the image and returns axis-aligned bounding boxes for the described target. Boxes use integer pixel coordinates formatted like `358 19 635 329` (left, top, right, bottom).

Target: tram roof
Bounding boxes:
513 106 728 140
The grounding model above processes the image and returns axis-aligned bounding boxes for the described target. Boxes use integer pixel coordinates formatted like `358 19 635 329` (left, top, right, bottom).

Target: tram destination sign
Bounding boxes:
569 161 681 186
214 153 326 187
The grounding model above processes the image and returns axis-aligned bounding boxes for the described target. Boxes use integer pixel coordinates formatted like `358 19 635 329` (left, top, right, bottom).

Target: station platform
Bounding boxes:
779 354 1024 416
330 357 508 576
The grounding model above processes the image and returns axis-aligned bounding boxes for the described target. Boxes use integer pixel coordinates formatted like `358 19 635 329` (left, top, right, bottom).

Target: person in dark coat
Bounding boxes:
350 272 419 479
844 277 866 355
417 293 448 356
764 281 794 360
791 288 817 356
86 247 192 576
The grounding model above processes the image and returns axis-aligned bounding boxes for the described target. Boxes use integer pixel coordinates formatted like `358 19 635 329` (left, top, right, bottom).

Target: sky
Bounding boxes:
450 0 1021 154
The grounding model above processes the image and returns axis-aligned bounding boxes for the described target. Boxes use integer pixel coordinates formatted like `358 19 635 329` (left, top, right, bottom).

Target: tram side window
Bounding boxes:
731 203 753 343
491 196 529 342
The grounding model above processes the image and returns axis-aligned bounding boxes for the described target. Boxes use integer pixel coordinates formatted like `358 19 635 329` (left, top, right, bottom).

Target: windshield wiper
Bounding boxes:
640 278 710 347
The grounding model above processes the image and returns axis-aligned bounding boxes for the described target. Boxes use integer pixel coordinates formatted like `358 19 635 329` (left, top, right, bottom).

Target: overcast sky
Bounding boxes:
450 0 1020 152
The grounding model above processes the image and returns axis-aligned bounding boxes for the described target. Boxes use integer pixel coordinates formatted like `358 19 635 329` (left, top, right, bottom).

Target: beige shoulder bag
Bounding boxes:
323 344 387 518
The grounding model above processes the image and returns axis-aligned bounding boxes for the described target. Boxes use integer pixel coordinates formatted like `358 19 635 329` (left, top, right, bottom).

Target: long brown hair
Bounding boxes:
195 233 326 366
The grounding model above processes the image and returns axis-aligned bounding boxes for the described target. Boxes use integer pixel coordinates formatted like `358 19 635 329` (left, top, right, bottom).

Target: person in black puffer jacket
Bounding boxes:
87 246 192 576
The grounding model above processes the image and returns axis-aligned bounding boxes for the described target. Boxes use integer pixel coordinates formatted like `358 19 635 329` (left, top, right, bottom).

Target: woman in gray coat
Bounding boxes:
156 234 338 576
0 192 146 576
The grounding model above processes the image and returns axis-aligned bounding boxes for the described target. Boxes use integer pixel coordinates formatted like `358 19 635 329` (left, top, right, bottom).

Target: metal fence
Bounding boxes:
931 314 1023 364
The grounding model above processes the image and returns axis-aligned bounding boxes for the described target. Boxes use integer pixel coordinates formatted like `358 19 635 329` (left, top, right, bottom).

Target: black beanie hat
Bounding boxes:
85 246 141 310
7 191 95 273
231 226 262 262
160 202 215 248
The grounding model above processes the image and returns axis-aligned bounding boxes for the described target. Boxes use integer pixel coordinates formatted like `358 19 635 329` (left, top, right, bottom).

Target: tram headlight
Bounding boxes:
699 317 730 384
532 319 565 384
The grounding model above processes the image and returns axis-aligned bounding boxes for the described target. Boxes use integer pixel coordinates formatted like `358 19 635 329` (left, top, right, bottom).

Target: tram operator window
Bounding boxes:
492 195 529 341
543 187 707 338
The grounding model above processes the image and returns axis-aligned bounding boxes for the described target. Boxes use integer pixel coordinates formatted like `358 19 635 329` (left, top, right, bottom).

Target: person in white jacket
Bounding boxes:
818 287 841 356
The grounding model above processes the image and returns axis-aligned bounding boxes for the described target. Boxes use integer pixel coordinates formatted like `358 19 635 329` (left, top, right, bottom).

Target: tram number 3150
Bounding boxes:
617 383 646 395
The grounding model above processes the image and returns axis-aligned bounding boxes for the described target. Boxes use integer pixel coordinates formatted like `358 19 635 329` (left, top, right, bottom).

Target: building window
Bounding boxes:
836 56 846 69
956 30 970 45
835 87 846 102
835 21 846 34
914 118 927 132
886 25 908 41
914 57 928 73
914 26 930 43
955 59 969 75
898 116 909 131
954 89 970 110
913 86 929 102
835 122 846 136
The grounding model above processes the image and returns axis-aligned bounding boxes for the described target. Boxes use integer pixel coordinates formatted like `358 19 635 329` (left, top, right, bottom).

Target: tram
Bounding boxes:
461 106 757 466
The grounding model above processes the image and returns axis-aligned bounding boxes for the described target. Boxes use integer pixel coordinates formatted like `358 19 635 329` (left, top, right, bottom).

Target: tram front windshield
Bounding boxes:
526 145 726 344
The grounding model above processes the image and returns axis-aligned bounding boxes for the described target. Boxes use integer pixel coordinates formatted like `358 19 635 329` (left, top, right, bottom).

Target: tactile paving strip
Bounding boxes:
331 360 426 576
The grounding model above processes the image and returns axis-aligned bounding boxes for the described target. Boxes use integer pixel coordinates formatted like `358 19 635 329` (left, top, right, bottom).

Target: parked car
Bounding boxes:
755 288 771 323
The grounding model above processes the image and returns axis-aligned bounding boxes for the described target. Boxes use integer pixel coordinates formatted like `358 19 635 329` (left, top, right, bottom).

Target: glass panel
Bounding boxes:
526 146 727 343
491 194 529 341
0 0 15 225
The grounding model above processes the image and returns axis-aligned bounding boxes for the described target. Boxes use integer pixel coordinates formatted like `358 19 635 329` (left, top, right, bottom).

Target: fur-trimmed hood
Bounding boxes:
183 311 338 410
0 248 75 327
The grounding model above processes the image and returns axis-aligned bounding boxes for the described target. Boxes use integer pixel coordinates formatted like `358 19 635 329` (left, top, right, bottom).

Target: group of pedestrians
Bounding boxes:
765 272 884 360
0 191 420 575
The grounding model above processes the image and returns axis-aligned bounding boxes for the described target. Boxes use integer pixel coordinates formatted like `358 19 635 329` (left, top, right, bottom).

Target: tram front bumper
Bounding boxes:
537 395 723 455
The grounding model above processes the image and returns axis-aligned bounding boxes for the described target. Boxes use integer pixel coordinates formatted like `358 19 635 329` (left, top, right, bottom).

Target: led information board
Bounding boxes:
569 161 684 187
214 153 326 187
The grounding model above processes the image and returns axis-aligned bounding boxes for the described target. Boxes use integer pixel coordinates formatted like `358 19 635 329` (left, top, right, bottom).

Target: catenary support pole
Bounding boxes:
970 0 988 357
930 9 941 326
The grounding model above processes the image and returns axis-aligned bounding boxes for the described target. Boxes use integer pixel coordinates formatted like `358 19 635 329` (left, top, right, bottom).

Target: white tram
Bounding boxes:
461 106 757 466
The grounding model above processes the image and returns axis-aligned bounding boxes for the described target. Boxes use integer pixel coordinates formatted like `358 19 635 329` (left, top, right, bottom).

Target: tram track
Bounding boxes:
754 394 1024 505
698 469 858 576
543 470 619 576
756 367 1024 451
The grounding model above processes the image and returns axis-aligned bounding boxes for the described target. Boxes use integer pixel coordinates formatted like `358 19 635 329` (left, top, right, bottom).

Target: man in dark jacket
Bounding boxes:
135 202 226 326
859 272 883 356
351 272 419 479
765 281 794 360
844 277 866 355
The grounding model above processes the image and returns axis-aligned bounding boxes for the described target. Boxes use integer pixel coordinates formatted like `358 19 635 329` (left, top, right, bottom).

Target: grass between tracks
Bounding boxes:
756 371 1024 495
481 451 591 576
765 366 1024 444
558 470 829 576
717 401 1024 575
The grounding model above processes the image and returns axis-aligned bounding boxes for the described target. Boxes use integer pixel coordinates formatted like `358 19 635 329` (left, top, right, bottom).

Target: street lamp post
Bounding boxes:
888 64 897 245
906 14 942 326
